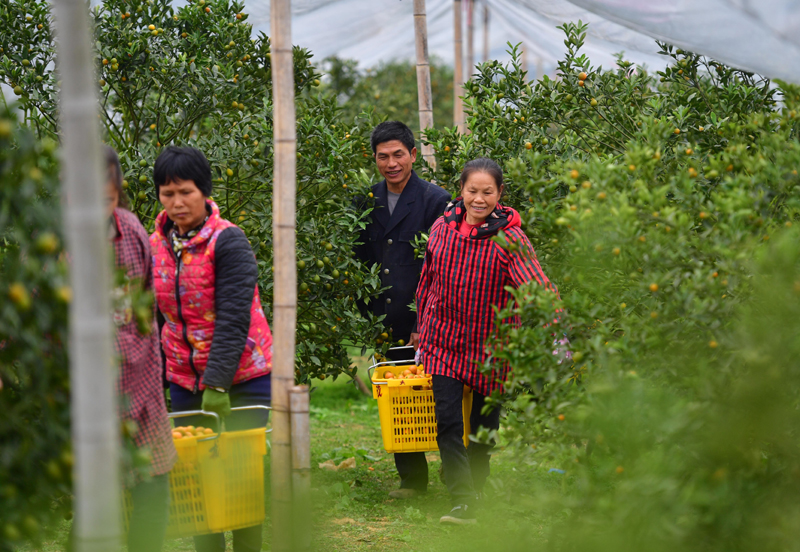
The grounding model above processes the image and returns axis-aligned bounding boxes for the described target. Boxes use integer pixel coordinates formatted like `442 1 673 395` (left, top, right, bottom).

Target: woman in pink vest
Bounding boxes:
415 158 561 525
150 146 272 552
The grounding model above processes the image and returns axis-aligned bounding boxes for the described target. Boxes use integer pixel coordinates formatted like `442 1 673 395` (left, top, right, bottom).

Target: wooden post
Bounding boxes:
270 0 297 551
453 0 465 132
413 0 436 170
521 42 528 78
290 386 311 552
51 0 119 550
466 0 474 80
482 3 490 63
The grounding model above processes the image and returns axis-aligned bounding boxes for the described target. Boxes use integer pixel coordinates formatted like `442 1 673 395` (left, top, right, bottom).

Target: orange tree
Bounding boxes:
321 56 454 135
0 113 71 550
421 23 800 550
0 0 389 383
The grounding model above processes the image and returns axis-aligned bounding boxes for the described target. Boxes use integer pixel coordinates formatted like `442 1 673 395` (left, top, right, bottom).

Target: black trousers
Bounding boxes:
432 374 501 507
387 347 429 491
170 375 270 552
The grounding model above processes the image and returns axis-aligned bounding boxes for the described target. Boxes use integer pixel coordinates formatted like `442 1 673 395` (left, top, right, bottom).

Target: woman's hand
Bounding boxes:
410 332 420 351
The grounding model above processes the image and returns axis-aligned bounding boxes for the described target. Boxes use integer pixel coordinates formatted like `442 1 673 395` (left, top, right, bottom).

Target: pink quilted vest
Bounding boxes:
150 200 273 392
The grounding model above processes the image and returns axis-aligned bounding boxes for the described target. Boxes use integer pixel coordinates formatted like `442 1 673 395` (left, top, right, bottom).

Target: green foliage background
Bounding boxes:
421 23 800 551
4 0 800 548
0 0 394 384
0 114 71 550
320 56 455 138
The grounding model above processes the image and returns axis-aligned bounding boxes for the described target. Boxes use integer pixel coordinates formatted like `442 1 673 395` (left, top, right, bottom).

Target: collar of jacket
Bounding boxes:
373 170 422 237
154 199 221 248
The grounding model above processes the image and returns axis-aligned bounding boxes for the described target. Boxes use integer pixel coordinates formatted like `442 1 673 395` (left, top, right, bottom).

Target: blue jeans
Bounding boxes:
170 375 270 552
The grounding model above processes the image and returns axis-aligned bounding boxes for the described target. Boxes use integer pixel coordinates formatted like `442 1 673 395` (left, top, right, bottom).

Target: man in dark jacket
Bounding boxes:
355 121 451 498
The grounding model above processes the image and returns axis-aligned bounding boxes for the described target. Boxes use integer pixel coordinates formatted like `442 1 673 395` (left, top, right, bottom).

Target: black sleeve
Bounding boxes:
202 226 258 390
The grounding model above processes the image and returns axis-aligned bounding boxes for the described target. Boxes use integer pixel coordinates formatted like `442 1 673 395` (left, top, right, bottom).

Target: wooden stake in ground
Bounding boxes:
290 385 311 551
483 3 490 63
51 0 119 550
453 0 465 132
453 0 466 134
413 0 436 170
466 0 474 79
271 0 297 550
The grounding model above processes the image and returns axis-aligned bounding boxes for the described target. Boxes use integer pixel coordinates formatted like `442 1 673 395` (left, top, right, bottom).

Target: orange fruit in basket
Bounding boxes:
384 371 395 379
194 430 206 437
172 431 183 439
203 428 214 435
403 370 413 377
186 426 195 431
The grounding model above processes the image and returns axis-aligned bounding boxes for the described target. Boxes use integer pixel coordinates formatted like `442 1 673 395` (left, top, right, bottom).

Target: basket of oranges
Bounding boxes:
160 406 270 539
369 347 471 453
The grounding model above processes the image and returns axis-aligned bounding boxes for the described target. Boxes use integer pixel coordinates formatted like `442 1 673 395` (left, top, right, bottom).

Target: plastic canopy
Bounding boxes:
240 0 800 83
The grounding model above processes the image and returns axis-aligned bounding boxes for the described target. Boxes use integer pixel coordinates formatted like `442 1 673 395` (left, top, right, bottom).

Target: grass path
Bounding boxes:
26 367 559 551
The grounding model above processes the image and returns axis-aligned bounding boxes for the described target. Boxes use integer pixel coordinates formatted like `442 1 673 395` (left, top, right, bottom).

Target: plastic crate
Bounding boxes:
125 407 269 539
370 350 472 453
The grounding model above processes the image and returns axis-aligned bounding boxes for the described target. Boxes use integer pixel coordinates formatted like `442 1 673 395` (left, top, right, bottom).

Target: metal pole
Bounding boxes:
51 0 119 550
413 0 437 170
270 0 297 550
290 386 311 552
453 0 465 133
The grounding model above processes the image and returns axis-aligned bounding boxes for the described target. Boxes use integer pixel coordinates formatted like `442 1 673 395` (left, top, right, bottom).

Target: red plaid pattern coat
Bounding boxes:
416 208 560 396
112 208 177 480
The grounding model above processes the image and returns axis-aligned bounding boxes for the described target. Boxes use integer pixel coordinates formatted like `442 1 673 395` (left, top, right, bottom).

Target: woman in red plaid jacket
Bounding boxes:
105 147 177 552
415 158 561 525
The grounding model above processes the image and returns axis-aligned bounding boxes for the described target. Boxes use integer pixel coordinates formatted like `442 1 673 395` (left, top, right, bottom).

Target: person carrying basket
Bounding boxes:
415 158 561 525
354 121 451 498
150 146 273 552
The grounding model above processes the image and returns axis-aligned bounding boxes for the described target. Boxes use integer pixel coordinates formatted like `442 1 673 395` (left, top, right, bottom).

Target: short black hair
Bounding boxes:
370 121 415 154
460 157 503 190
153 146 213 196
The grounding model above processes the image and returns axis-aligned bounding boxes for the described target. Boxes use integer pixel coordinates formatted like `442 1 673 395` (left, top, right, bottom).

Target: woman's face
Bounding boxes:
461 171 502 225
158 178 207 234
106 180 119 218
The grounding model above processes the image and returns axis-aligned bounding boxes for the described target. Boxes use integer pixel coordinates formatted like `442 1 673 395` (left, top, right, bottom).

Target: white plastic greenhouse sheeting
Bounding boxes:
240 0 800 83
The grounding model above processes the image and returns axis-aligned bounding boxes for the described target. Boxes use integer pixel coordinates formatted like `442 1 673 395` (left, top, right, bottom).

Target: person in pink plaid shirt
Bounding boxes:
106 147 177 552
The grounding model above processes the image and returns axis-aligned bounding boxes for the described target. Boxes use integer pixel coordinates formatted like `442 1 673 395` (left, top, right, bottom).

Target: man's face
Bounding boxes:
375 140 417 189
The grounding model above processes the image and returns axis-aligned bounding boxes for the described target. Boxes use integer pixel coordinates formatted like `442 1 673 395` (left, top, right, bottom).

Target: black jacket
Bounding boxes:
354 171 451 340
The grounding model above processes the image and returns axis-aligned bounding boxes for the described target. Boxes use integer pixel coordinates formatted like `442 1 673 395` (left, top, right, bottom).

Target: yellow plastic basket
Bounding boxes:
369 348 472 453
125 407 269 540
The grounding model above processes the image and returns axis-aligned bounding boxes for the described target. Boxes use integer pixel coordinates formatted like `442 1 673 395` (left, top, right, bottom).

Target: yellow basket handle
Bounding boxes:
229 405 273 434
368 345 416 382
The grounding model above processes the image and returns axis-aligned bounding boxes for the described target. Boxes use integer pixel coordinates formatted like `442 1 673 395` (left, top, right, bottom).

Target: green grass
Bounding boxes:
25 359 559 551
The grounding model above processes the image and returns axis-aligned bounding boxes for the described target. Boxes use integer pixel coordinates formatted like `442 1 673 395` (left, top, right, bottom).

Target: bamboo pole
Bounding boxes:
270 0 297 550
482 3 490 63
521 42 528 77
413 0 436 170
466 0 474 80
51 0 119 550
453 0 465 132
290 385 311 552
